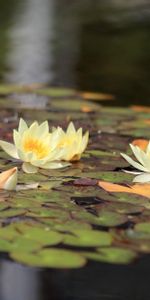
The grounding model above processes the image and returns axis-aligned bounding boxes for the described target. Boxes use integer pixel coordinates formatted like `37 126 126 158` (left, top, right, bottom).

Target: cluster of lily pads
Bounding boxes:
0 85 150 268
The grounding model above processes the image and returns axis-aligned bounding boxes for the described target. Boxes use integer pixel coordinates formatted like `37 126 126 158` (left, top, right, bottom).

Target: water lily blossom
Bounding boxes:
121 142 150 183
54 122 89 161
0 119 70 173
0 167 18 191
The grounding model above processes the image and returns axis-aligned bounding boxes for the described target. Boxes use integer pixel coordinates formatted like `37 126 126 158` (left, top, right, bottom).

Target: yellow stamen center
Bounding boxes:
23 138 49 159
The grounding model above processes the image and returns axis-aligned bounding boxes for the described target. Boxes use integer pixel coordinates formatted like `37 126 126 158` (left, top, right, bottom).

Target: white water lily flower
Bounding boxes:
0 119 70 173
0 167 18 191
53 122 89 161
121 142 150 183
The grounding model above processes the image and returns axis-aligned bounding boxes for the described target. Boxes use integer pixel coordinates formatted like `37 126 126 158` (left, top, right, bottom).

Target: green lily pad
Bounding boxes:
0 239 14 252
63 229 112 247
135 222 150 234
95 202 144 215
43 219 92 231
11 248 86 268
82 171 134 183
96 209 128 227
11 237 41 252
0 208 26 218
0 225 19 241
84 247 137 264
22 228 63 246
37 87 76 97
27 207 69 219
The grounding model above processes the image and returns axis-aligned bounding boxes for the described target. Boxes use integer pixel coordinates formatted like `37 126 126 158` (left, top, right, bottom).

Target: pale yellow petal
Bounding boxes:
67 122 76 134
62 143 77 161
37 121 49 137
28 121 39 136
13 130 20 148
121 153 149 172
130 144 145 166
22 162 38 173
17 149 28 161
0 140 19 159
41 161 71 169
133 173 150 183
50 128 65 148
18 118 28 134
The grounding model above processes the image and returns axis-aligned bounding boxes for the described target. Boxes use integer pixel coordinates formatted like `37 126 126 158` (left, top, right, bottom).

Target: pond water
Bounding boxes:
1 0 150 105
1 1 150 300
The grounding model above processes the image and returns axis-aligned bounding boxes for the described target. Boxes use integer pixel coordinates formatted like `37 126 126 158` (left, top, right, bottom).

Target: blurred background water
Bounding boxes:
1 0 150 104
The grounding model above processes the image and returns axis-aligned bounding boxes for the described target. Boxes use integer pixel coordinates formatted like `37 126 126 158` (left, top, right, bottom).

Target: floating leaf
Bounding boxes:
99 181 150 199
11 248 86 268
63 229 112 247
79 91 115 101
135 222 150 234
22 228 63 246
84 247 137 264
0 208 26 218
95 202 144 215
96 209 128 227
37 87 76 97
132 139 149 151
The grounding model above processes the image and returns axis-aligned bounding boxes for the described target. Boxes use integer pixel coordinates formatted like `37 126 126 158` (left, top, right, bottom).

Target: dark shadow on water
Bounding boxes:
0 255 150 300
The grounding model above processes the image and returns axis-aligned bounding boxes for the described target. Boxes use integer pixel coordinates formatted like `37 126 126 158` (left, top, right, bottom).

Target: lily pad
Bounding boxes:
11 248 86 268
37 87 76 97
84 247 137 264
135 222 150 234
63 229 112 247
22 228 63 246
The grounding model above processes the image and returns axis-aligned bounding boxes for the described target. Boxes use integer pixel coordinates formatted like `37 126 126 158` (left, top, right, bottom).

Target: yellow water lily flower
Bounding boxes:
53 122 89 161
121 143 150 183
0 119 70 173
0 167 18 191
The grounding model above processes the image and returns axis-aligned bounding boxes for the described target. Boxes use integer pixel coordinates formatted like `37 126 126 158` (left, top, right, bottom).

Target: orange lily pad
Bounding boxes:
98 181 150 199
132 139 149 151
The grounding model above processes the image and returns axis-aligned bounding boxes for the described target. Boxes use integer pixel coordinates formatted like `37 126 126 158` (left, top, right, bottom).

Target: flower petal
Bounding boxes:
121 153 149 172
37 121 49 137
0 141 19 159
13 130 20 148
18 118 28 134
67 122 76 134
22 162 38 173
17 149 28 161
130 144 145 166
41 161 71 169
133 173 150 183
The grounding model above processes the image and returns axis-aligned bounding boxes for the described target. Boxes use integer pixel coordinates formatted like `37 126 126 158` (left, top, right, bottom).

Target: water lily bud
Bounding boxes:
0 167 18 191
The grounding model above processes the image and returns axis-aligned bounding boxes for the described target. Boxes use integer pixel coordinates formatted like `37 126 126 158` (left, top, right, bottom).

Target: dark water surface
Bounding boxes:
1 1 150 300
1 0 150 105
1 256 150 300
0 258 150 300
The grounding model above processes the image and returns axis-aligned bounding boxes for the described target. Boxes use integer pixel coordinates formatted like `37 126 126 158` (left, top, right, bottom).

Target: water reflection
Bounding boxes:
1 0 150 104
1 258 150 300
0 260 39 300
6 0 54 84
